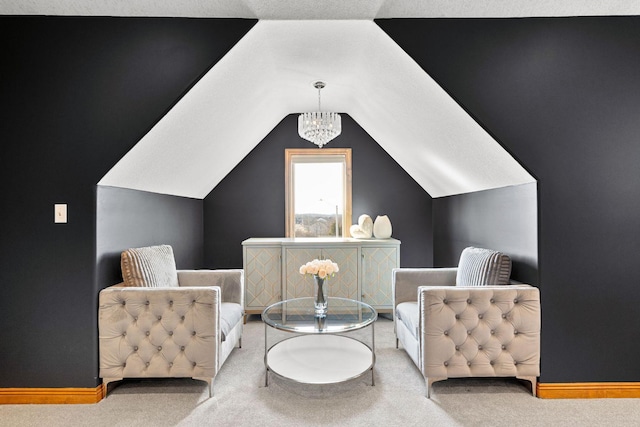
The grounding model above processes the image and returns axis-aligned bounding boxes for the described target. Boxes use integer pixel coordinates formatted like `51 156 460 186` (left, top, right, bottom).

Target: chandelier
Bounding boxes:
298 81 341 148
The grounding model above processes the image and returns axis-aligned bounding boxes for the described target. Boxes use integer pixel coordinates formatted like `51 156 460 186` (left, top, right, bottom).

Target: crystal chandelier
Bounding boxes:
298 81 341 148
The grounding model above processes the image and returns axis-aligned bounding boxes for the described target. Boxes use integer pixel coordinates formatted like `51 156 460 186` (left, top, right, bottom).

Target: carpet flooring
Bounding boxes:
2 316 639 427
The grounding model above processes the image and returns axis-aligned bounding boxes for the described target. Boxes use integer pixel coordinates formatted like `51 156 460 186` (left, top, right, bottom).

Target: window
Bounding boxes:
285 148 352 238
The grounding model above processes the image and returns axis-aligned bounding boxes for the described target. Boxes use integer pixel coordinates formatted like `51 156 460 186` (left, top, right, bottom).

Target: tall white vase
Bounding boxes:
373 215 392 238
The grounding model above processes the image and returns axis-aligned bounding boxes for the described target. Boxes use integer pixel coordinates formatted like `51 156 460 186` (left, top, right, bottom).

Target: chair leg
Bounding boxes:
396 338 399 349
517 375 538 397
102 378 122 398
193 377 213 398
425 377 447 399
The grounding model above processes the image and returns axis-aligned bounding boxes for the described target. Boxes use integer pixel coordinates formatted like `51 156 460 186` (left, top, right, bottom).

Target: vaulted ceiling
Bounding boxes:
99 19 538 199
5 1 639 198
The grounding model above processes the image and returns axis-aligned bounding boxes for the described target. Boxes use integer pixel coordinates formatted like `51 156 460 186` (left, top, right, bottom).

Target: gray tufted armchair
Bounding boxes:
393 247 540 398
98 245 244 398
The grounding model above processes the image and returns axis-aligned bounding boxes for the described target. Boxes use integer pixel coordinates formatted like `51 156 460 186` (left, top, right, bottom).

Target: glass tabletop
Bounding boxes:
262 297 377 333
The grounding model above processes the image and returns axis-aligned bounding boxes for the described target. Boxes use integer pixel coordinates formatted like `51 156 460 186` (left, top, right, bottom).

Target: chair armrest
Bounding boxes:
177 269 244 307
392 268 457 306
98 284 221 380
418 285 540 379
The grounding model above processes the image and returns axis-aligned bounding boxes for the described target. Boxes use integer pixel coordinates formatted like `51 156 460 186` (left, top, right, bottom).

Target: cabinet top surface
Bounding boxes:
243 237 400 245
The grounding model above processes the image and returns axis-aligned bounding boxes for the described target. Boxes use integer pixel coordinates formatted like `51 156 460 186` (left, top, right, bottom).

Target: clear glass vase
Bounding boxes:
313 275 328 317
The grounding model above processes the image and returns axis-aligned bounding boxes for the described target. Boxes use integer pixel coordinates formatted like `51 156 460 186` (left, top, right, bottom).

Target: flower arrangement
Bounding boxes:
299 258 339 279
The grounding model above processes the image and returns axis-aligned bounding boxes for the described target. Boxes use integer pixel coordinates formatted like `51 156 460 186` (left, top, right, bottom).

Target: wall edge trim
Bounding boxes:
0 385 104 404
538 382 640 399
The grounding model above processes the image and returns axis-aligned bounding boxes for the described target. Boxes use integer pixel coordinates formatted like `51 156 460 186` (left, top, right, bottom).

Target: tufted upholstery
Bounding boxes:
392 248 540 398
99 246 244 398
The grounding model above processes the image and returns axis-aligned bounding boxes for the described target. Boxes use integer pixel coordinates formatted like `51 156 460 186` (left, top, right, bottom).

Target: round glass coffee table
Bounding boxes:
262 297 377 387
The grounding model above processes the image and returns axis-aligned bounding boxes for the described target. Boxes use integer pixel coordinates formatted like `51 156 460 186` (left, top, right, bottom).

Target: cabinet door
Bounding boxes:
244 246 281 309
361 246 398 308
284 247 358 300
284 248 319 299
321 247 358 300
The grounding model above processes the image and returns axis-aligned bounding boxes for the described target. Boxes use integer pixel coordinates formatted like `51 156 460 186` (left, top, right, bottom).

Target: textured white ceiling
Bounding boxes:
3 0 640 18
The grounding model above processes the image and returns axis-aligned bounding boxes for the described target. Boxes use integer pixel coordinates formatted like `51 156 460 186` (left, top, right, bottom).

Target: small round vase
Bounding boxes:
373 215 392 238
350 214 373 238
313 275 328 317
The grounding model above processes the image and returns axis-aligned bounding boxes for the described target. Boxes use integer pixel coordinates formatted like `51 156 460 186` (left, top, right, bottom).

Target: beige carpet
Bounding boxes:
2 316 639 427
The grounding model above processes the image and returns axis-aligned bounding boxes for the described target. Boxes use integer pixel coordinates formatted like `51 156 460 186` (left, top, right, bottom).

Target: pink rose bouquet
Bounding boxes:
299 258 339 279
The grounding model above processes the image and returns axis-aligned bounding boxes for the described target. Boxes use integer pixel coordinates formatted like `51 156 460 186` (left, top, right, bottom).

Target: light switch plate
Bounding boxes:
54 204 67 223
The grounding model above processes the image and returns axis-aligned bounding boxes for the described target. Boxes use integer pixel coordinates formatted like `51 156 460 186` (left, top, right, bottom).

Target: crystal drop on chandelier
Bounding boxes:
298 81 341 148
298 112 341 148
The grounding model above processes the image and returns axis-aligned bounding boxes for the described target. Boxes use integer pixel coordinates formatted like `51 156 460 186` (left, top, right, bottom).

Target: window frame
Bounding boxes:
285 148 352 238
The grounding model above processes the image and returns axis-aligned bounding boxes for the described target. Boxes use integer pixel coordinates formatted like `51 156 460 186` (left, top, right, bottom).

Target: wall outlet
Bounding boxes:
54 204 67 223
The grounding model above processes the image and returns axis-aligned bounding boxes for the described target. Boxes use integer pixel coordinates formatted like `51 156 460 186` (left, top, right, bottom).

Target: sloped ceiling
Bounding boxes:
6 1 639 199
98 20 534 198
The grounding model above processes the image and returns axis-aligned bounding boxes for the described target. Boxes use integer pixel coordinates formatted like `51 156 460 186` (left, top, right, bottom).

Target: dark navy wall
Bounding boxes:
378 17 640 382
96 186 204 291
0 16 254 388
203 114 433 269
433 183 538 286
2 13 638 389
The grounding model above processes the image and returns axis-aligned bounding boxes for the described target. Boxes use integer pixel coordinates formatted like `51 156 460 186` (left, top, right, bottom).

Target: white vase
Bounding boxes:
373 215 392 238
350 214 373 238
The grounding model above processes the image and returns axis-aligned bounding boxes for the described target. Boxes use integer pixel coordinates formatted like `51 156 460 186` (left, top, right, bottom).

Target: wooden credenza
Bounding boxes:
242 237 401 315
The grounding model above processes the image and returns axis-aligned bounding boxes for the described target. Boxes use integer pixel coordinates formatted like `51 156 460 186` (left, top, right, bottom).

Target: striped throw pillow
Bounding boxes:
121 245 179 288
456 247 511 287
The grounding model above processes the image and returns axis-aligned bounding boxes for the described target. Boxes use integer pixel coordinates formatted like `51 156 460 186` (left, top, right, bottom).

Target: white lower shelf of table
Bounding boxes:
266 334 374 384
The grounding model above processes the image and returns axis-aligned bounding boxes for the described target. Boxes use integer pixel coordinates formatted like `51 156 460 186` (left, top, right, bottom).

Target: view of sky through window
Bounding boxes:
294 163 343 215
293 162 344 237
